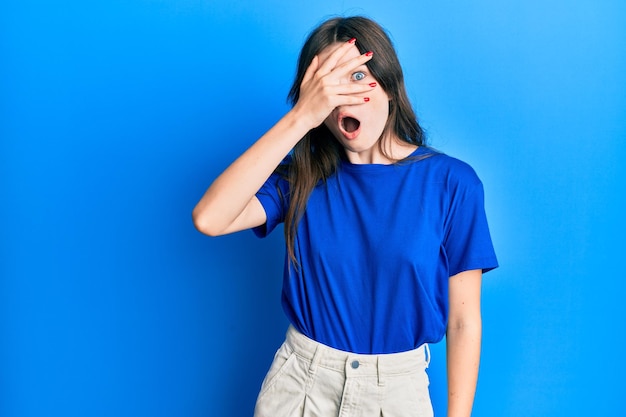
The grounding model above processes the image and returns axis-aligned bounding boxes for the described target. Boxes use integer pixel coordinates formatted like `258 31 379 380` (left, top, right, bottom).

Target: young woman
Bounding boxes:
193 16 498 417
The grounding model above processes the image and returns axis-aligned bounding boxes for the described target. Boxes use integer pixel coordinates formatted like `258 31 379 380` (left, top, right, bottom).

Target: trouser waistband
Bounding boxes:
284 325 430 378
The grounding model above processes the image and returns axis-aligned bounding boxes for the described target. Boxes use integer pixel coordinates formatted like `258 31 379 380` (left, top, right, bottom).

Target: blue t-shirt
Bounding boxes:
253 146 498 354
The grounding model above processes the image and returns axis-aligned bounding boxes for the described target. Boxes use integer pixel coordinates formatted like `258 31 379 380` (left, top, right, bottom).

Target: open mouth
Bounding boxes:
338 115 361 139
341 116 361 133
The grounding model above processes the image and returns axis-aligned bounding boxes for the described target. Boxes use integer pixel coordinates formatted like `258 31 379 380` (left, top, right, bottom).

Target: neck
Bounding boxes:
344 137 418 165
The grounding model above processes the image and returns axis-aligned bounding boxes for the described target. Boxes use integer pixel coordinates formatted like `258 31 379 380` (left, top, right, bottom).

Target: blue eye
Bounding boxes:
351 71 366 81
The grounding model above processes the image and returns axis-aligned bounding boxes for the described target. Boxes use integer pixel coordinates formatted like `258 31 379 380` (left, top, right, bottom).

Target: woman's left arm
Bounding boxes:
446 269 483 417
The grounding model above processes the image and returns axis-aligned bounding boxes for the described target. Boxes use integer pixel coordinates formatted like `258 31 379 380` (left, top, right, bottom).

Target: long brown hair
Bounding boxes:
283 16 427 265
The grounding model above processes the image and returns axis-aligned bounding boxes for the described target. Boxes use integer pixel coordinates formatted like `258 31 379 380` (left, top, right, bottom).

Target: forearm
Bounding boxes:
446 320 482 417
193 40 376 236
192 108 312 236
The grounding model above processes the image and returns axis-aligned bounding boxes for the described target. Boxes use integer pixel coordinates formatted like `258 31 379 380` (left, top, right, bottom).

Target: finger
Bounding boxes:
324 85 375 109
316 38 358 75
332 94 372 107
301 55 319 85
326 82 376 96
332 50 374 77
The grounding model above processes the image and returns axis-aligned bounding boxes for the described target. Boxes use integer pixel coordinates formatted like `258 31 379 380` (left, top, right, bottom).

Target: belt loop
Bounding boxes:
309 343 322 376
306 343 323 392
376 356 384 386
424 344 431 367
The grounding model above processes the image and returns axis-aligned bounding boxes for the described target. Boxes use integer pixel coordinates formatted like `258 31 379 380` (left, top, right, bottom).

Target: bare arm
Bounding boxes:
192 40 375 236
446 269 482 417
192 110 309 236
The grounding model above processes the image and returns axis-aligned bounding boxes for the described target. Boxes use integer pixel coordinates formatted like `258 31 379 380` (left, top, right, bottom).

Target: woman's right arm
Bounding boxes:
192 110 312 236
192 39 374 236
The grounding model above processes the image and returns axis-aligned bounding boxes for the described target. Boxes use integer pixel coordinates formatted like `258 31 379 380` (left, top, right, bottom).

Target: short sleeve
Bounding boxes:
442 180 498 276
252 169 290 238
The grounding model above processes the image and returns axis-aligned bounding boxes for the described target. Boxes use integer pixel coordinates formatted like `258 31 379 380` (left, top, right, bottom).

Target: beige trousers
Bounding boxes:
254 326 433 417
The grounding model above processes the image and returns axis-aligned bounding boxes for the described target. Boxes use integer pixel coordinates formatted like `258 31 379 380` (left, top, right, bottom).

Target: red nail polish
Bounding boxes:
348 38 356 44
364 97 370 102
369 82 377 87
365 51 373 57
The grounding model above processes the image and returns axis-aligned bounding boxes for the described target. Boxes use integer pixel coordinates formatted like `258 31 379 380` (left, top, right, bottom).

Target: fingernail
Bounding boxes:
364 97 370 102
365 51 373 57
369 82 377 87
348 38 356 44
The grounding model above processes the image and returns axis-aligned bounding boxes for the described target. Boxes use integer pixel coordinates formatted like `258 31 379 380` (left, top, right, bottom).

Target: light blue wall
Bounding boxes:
2 1 624 416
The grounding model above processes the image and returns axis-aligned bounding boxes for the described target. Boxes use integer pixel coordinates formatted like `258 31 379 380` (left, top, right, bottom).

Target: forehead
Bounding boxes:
317 42 362 66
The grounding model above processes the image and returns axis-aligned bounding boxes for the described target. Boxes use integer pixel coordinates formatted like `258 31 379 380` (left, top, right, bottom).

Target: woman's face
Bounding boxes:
319 43 393 164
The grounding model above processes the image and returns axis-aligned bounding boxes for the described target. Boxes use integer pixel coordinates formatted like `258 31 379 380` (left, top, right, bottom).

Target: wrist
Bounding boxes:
287 104 321 134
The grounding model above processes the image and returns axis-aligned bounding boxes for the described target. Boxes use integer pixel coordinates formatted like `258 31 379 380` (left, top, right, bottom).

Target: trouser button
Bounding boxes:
351 360 360 369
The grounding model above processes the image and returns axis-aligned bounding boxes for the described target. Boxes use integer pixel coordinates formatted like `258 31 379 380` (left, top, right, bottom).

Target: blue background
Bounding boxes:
2 1 625 416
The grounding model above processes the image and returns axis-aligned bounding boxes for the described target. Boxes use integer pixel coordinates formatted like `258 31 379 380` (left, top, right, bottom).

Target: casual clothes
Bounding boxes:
253 147 498 354
254 326 433 417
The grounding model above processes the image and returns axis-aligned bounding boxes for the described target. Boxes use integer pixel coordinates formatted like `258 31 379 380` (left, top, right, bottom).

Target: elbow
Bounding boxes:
192 207 222 237
447 315 482 336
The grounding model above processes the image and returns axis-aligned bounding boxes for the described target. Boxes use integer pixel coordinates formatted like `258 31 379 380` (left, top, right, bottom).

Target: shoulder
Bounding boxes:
417 148 482 188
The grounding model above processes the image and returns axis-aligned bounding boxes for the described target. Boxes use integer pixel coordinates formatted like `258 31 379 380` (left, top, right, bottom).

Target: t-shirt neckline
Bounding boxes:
340 146 431 173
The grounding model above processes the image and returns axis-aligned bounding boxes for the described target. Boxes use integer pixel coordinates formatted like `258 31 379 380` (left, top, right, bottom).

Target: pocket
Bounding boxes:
258 343 297 398
383 368 433 417
409 369 433 417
